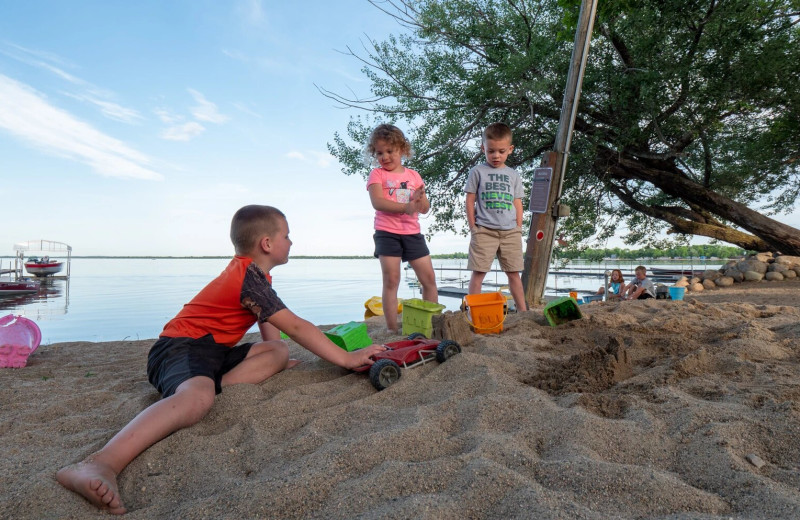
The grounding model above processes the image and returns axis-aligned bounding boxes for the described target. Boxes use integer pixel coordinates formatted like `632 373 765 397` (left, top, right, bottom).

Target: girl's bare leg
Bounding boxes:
408 255 438 303
379 255 402 332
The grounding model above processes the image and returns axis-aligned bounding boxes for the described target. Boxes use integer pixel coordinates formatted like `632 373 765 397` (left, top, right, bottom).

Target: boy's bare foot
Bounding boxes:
56 458 126 515
287 358 302 369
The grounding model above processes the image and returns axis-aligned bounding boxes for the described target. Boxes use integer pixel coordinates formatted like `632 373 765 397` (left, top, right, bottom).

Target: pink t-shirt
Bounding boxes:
366 167 425 234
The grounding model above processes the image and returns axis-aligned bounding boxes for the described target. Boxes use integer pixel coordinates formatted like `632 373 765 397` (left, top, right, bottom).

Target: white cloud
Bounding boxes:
154 108 183 124
188 88 229 124
1 43 84 84
3 42 143 124
62 92 143 124
0 74 162 180
2 42 70 66
160 121 205 141
286 150 335 168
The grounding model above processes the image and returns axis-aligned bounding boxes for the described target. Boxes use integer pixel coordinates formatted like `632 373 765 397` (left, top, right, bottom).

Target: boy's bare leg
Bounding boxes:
468 271 487 295
409 255 438 303
56 377 216 514
221 340 293 386
506 271 527 312
379 256 401 332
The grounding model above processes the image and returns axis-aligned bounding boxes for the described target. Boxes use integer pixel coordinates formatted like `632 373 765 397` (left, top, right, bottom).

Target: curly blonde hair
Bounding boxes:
366 124 412 158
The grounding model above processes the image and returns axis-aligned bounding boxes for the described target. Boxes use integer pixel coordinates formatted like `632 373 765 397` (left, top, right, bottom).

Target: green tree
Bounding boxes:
325 0 800 254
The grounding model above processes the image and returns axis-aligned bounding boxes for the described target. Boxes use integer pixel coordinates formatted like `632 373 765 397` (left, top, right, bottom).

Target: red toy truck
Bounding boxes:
353 333 462 390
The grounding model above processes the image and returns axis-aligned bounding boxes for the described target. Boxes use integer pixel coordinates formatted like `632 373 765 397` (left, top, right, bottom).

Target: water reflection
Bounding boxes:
0 277 69 317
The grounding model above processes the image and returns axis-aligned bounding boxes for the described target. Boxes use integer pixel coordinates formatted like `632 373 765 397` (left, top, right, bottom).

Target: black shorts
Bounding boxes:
373 230 430 262
147 335 253 398
637 293 654 300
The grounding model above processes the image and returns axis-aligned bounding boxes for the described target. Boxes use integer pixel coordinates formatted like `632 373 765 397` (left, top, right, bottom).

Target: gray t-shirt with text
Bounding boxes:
632 277 656 298
464 163 524 230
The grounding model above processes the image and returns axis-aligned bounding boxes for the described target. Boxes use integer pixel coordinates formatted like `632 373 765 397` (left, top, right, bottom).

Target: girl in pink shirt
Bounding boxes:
366 124 438 332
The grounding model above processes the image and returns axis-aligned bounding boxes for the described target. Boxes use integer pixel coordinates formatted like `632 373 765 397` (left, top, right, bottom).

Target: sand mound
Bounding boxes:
526 336 633 395
2 280 800 518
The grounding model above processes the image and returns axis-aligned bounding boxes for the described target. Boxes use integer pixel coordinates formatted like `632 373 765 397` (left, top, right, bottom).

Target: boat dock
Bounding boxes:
411 264 708 302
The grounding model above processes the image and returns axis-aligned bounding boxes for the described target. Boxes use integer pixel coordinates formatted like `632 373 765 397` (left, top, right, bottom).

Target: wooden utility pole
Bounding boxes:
521 0 598 305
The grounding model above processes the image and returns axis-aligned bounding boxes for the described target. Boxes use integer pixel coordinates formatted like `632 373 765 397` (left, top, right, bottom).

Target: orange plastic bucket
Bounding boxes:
463 292 507 334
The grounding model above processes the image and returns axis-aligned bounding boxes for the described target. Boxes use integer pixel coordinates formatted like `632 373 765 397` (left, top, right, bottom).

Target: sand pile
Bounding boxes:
1 280 799 519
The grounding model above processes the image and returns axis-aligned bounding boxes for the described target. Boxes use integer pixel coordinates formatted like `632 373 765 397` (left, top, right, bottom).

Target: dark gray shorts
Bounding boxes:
147 335 253 398
373 230 430 262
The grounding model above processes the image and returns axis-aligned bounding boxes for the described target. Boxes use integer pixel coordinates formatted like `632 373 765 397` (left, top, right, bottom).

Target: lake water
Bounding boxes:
0 257 721 344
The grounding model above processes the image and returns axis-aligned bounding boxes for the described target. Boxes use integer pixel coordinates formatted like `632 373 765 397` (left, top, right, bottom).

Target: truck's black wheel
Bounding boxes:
435 340 461 363
369 359 402 390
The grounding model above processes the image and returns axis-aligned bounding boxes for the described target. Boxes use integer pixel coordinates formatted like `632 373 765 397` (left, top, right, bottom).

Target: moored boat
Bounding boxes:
0 279 40 296
24 256 64 276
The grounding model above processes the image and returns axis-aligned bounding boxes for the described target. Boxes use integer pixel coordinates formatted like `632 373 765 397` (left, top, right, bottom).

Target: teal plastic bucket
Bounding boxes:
668 286 685 301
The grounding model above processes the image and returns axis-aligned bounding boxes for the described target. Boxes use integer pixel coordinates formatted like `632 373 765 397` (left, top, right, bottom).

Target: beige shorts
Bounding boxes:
467 226 524 272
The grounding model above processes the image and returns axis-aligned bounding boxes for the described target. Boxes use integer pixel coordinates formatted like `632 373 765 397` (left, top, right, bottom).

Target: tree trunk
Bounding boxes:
604 151 800 255
606 183 773 251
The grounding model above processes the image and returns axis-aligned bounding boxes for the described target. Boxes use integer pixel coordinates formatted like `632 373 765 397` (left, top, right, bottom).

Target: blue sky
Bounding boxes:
1 1 797 258
0 0 470 257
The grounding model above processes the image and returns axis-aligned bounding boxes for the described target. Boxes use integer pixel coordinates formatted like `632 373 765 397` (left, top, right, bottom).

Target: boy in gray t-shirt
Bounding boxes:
623 265 656 300
464 122 527 312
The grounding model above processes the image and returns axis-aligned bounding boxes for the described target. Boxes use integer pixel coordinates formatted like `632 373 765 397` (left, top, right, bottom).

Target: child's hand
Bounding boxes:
407 191 429 214
346 344 388 369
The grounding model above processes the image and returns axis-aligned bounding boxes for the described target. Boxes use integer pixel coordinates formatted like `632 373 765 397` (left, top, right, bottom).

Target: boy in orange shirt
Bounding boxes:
57 205 385 514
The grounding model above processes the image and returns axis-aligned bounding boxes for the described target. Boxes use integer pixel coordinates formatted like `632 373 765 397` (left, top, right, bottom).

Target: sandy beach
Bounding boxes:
2 280 800 519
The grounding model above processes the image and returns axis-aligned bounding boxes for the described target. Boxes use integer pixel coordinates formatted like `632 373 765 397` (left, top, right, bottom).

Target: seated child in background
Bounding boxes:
597 268 625 300
464 122 528 312
623 265 656 300
57 204 386 515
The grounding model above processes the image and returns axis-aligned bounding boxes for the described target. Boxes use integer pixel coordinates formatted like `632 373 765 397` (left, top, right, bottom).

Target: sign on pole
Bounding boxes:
529 167 553 214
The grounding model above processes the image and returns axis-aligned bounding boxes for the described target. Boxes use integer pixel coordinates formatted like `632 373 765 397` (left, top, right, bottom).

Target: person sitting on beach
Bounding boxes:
622 265 656 300
597 268 625 300
56 205 386 515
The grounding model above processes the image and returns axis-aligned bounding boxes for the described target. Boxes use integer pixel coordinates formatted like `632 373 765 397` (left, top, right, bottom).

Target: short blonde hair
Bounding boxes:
483 122 513 143
635 265 647 274
230 205 286 255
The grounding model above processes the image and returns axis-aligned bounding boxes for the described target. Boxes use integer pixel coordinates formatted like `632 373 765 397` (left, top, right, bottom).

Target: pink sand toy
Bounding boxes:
0 314 42 368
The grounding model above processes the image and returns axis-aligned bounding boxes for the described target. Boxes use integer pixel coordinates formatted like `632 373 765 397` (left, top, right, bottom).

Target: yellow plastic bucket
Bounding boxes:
463 292 508 334
364 296 403 316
